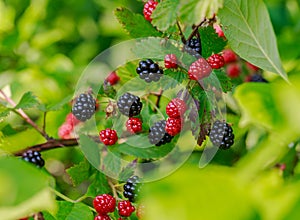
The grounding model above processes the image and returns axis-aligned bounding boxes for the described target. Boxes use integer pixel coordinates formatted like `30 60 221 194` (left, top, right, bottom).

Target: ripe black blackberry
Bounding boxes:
72 93 96 121
209 120 234 150
123 176 141 202
117 93 143 117
136 59 164 83
250 74 268 83
148 120 173 146
22 150 45 167
185 37 202 56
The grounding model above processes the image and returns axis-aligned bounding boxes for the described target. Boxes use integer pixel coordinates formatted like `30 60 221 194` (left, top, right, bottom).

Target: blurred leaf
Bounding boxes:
114 7 161 38
218 0 287 80
0 157 55 219
15 92 40 110
86 171 111 197
41 95 72 112
119 159 137 182
55 201 93 220
0 73 13 89
179 0 223 26
210 69 232 93
102 150 121 177
160 69 189 90
0 103 11 119
66 159 91 186
199 26 227 58
234 83 285 130
151 0 179 31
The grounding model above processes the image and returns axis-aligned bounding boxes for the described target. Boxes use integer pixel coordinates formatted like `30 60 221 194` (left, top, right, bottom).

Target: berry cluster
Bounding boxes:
93 194 136 219
22 150 45 167
72 93 96 121
123 175 141 202
136 59 164 83
209 120 234 149
58 113 81 139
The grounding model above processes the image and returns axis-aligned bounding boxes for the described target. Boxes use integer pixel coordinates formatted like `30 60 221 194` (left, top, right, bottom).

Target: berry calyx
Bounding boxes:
118 200 135 217
226 63 241 78
165 118 182 136
123 176 141 202
94 215 111 220
143 0 158 22
99 129 118 146
22 150 45 167
126 118 143 134
185 37 202 56
148 120 173 146
72 93 96 122
209 120 234 150
136 59 164 83
222 49 238 64
164 54 178 69
188 58 212 80
117 93 143 117
166 98 187 118
207 54 225 69
106 71 120 86
93 194 116 215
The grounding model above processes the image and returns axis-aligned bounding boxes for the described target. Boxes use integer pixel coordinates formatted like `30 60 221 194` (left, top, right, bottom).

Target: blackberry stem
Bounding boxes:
0 89 50 140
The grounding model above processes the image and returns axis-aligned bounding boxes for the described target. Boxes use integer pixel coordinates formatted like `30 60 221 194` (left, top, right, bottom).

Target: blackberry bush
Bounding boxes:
149 120 173 146
117 93 143 117
136 59 164 83
209 120 234 150
72 93 96 122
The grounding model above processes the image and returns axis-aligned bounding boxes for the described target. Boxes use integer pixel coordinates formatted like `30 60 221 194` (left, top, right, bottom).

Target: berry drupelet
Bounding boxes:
117 93 143 117
136 59 164 83
209 120 234 149
72 93 96 122
148 120 173 146
22 150 45 167
123 176 141 202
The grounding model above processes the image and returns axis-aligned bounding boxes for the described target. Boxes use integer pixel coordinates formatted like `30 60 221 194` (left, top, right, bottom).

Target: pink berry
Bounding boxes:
106 71 120 86
165 118 182 136
188 58 212 80
222 49 238 64
143 0 158 22
213 24 225 38
164 54 178 69
226 63 241 78
99 129 118 145
207 54 225 69
94 215 111 220
118 200 135 217
66 113 81 127
166 98 186 118
126 118 143 134
58 122 73 139
93 194 116 215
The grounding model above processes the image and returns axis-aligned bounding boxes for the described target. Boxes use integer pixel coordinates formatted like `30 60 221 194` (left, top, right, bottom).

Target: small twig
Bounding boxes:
0 90 50 140
154 89 163 110
13 138 79 156
176 20 186 44
186 18 207 43
42 112 47 134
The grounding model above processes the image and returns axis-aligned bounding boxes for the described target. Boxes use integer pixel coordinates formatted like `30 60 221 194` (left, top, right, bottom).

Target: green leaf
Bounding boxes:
42 94 73 112
79 134 101 169
86 171 111 197
102 150 121 177
199 26 227 58
55 201 93 220
119 160 137 182
66 159 91 186
15 91 40 109
179 0 223 26
160 69 189 90
151 0 179 31
114 7 161 38
0 103 11 119
211 69 232 93
0 157 55 219
218 0 287 80
234 83 284 130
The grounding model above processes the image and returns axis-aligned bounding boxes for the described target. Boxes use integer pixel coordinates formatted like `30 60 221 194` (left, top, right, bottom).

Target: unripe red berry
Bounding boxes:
245 62 260 72
143 0 158 22
165 118 182 136
213 24 225 38
106 71 120 86
164 54 178 69
207 54 225 69
99 129 118 146
222 49 238 64
94 215 111 220
226 63 241 78
188 58 212 80
118 200 135 217
126 118 143 134
93 194 116 215
166 98 186 119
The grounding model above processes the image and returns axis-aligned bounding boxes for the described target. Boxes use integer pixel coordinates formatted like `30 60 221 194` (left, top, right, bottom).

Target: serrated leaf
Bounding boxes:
211 69 232 93
218 0 287 80
0 103 11 119
15 92 40 109
85 171 111 197
151 0 179 31
114 7 161 38
160 69 189 90
179 0 223 26
55 201 93 220
66 159 91 186
199 26 227 58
